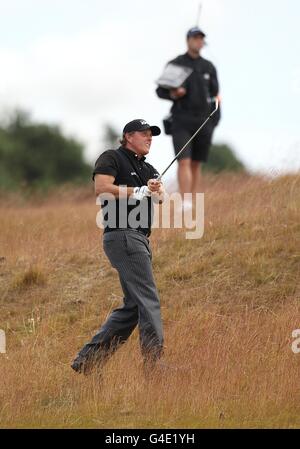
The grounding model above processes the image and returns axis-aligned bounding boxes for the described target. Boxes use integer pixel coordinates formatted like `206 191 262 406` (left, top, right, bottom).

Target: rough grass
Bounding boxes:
0 173 299 428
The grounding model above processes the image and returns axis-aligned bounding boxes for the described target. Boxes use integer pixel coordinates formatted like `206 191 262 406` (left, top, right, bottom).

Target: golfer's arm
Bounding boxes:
156 86 172 101
151 186 166 204
94 174 134 198
152 194 165 204
209 65 219 97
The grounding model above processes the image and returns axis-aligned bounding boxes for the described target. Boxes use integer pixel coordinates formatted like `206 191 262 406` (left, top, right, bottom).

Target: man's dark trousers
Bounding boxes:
74 229 164 369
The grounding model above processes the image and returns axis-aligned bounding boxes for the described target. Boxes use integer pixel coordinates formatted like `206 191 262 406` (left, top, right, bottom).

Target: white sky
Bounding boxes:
0 0 300 182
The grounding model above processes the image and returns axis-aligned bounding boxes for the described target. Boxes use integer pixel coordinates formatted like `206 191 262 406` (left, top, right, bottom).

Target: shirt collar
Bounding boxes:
185 51 201 61
120 146 146 162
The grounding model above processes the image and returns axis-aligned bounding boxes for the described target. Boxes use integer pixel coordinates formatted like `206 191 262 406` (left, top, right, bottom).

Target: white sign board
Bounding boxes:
156 63 193 89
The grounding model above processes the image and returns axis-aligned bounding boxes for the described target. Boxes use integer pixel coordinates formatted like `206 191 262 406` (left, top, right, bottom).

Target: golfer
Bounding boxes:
71 119 165 375
156 26 221 206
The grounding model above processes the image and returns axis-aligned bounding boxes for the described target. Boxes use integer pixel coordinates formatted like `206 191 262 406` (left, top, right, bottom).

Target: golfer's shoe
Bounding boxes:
144 360 191 380
143 360 171 378
71 355 94 376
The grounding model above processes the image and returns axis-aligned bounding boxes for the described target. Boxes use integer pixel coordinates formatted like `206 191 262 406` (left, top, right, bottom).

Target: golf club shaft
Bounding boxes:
196 2 202 26
157 97 219 181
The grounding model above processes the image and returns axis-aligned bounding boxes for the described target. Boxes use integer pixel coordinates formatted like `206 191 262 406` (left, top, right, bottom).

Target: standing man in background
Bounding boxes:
156 26 221 208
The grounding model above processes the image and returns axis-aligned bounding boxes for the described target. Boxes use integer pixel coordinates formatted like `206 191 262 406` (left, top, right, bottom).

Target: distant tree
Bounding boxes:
102 123 120 150
0 128 18 190
204 144 245 173
0 109 92 190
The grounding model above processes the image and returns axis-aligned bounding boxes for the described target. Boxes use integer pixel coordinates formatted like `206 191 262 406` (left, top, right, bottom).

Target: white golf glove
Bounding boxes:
132 186 152 200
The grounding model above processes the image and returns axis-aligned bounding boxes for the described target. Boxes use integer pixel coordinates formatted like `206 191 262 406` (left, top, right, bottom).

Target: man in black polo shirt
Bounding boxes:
71 119 165 375
156 26 220 207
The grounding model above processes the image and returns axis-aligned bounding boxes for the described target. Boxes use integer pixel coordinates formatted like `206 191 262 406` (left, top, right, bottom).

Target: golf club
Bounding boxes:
196 2 202 27
157 97 219 181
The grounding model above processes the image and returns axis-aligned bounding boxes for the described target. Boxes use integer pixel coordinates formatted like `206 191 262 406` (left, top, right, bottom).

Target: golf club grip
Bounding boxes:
157 98 219 181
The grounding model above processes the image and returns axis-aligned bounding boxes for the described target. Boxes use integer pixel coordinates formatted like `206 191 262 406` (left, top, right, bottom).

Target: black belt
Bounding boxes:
104 228 151 238
137 228 151 238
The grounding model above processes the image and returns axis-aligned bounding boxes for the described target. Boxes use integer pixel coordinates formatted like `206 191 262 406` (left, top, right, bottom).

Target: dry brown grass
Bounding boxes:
0 173 299 428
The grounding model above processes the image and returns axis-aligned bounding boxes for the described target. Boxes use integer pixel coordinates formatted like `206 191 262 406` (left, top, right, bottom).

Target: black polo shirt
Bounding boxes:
156 52 220 126
93 146 160 236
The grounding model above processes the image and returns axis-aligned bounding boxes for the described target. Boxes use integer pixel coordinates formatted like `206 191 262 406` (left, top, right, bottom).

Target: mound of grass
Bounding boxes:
0 173 299 428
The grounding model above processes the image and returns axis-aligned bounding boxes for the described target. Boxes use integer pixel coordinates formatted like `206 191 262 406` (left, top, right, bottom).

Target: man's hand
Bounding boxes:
147 179 162 193
170 87 186 100
132 185 151 200
148 179 165 204
131 180 164 201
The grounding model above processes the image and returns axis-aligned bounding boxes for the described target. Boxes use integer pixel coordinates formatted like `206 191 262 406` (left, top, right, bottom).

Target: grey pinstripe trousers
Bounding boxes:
74 229 164 367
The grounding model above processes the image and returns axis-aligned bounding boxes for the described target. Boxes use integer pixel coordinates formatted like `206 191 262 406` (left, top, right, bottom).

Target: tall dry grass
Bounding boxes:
0 173 299 428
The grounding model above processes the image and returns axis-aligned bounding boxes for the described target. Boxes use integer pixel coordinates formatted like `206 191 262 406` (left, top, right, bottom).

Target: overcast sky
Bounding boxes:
0 0 299 182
